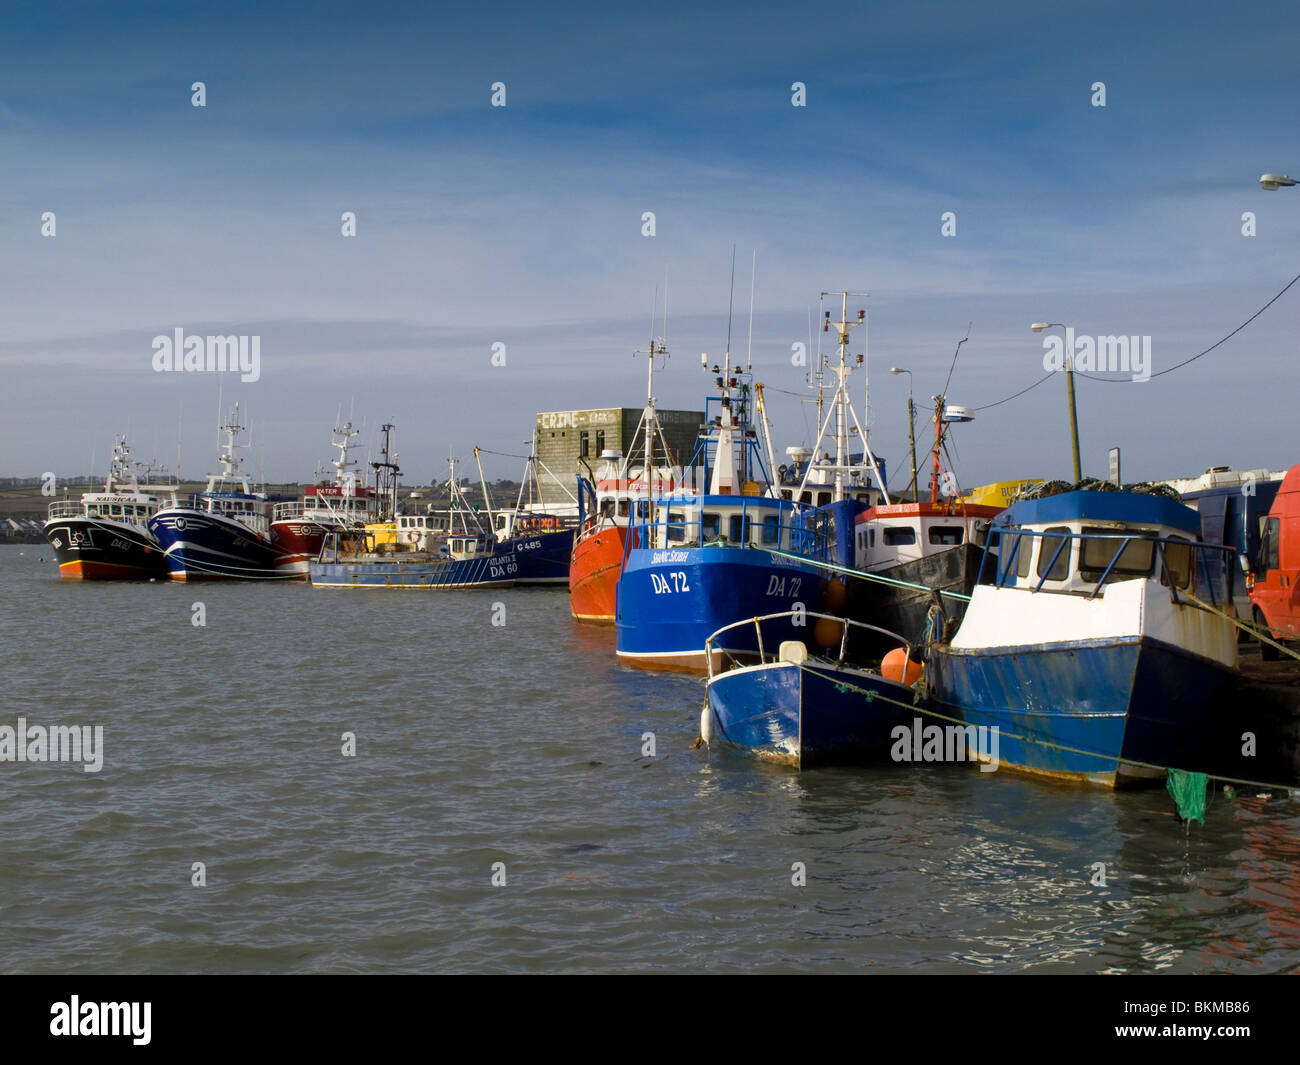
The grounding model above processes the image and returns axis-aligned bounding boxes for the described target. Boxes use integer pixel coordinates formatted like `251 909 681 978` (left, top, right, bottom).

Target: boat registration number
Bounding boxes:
650 571 690 594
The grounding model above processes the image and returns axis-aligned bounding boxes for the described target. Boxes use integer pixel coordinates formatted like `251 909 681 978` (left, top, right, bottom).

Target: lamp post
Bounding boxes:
1260 173 1297 191
1031 322 1082 483
889 367 918 500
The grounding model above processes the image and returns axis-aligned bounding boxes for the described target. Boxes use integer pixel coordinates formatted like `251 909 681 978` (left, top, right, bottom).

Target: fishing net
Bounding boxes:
1166 768 1208 824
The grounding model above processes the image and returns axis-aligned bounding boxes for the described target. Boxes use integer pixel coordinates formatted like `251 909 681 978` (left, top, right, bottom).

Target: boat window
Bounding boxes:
1013 534 1033 579
701 512 721 541
817 491 831 506
780 489 792 501
1036 527 1072 581
666 511 686 543
617 501 629 517
729 515 744 543
600 499 616 518
869 528 876 548
883 527 916 546
800 491 812 504
1162 535 1193 589
110 505 122 516
1080 527 1155 580
929 525 963 546
762 515 780 545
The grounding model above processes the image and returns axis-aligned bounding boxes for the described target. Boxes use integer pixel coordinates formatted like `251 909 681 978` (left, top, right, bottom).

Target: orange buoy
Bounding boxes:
881 647 923 686
812 615 844 648
823 576 848 610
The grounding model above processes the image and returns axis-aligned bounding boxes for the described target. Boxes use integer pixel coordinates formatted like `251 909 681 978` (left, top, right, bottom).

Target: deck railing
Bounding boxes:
704 610 912 679
626 497 832 561
982 527 1239 606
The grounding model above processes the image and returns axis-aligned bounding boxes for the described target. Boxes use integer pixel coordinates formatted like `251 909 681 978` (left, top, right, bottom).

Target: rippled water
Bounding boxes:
2 544 1298 973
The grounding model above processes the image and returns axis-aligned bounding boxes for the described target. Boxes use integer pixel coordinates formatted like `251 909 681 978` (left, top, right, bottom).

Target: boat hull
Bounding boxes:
926 634 1239 787
704 659 921 767
309 552 518 589
616 548 830 671
503 528 573 585
569 525 627 621
43 518 167 580
149 510 292 581
270 519 331 577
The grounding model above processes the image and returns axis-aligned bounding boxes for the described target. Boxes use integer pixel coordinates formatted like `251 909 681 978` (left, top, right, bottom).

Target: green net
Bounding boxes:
1166 768 1208 824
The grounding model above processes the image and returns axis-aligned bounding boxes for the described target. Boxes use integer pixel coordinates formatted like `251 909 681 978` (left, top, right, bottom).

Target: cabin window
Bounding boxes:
701 512 721 541
929 525 963 546
109 505 122 516
762 516 780 546
729 515 744 543
1036 527 1072 581
599 499 616 518
869 528 876 547
1011 534 1033 579
817 491 831 506
800 491 812 504
883 527 916 547
617 501 630 518
1162 536 1193 589
1080 527 1155 580
666 511 686 543
780 489 793 501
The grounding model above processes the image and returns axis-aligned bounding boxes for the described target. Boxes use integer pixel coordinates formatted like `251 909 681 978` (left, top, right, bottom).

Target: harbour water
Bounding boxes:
2 545 1298 974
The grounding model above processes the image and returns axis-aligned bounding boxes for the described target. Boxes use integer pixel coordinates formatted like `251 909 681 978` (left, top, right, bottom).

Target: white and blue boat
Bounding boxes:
148 407 291 581
925 487 1241 787
700 610 923 767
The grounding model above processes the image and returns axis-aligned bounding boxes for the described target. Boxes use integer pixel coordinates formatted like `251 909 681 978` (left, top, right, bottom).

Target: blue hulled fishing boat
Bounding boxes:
309 531 517 589
148 407 292 581
700 610 924 767
925 486 1241 787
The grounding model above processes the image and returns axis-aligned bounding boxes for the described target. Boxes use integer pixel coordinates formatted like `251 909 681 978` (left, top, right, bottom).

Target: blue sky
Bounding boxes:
3 0 1299 490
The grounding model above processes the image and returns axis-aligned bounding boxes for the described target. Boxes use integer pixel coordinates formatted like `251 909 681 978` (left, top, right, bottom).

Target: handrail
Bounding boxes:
704 610 912 679
989 525 1237 604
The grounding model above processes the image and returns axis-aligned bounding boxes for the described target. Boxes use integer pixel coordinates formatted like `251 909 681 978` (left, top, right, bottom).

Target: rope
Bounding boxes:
768 549 973 601
796 660 1298 793
1179 589 1300 664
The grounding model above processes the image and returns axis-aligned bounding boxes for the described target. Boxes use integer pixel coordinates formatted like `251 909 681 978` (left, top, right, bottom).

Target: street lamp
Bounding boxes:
889 367 918 500
1031 322 1083 482
1260 173 1297 191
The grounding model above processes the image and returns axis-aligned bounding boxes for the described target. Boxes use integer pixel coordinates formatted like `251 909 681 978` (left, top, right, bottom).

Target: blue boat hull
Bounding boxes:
925 635 1239 786
309 551 517 588
616 548 831 670
502 529 572 585
149 510 290 581
705 660 921 767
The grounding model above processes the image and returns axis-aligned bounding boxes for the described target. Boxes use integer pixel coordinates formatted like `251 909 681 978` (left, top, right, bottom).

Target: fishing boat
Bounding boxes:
925 485 1241 787
309 448 518 589
615 351 836 669
270 421 380 577
148 406 291 581
570 331 680 621
43 437 177 580
700 610 924 767
474 443 578 586
308 530 517 589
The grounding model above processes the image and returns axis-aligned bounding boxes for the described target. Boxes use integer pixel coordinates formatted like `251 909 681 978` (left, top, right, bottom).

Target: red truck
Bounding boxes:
1251 464 1300 659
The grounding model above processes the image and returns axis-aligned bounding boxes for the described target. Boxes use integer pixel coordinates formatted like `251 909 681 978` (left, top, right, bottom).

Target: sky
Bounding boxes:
2 0 1299 493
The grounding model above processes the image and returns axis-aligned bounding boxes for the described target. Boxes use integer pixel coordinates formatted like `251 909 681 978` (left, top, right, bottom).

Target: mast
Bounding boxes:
473 446 496 535
796 292 890 505
369 423 400 521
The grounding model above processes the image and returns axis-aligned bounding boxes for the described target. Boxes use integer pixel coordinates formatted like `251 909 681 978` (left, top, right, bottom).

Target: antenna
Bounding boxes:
724 245 736 376
746 250 756 373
